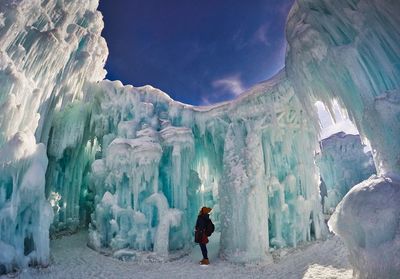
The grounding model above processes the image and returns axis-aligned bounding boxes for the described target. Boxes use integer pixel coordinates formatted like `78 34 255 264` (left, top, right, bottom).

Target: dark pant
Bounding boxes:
199 243 208 259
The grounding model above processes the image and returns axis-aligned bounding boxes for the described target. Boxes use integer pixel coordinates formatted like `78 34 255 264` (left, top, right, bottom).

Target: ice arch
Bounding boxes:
286 0 400 277
81 74 326 262
286 0 400 177
0 0 398 276
0 0 327 269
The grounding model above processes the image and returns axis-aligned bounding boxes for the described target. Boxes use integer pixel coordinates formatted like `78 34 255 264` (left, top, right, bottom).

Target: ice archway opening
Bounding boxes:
44 73 326 263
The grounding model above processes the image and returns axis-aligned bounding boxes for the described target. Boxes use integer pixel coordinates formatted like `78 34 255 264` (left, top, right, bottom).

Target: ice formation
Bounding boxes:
329 176 400 278
286 0 400 177
0 131 52 270
85 76 326 262
0 0 107 272
286 0 400 277
0 0 398 276
316 132 376 213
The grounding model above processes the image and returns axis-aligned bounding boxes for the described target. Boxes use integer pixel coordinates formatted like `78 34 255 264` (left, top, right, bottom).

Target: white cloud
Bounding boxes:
254 23 271 46
0 13 5 28
200 96 212 106
212 74 245 97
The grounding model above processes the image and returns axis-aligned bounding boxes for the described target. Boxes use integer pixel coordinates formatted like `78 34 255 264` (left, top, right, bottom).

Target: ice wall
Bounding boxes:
0 132 52 271
0 0 107 145
286 0 400 176
0 0 330 265
0 0 107 271
316 132 376 213
84 74 327 261
286 0 400 277
3 0 397 272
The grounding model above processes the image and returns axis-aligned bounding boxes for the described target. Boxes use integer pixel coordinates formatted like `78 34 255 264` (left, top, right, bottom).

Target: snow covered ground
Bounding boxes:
1 232 352 279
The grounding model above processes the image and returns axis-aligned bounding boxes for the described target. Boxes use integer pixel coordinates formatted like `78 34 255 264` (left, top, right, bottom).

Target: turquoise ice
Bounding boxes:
0 0 399 277
84 75 326 262
316 132 376 213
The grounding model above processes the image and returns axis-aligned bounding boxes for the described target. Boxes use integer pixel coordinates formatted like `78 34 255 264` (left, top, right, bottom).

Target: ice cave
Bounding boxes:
0 0 399 278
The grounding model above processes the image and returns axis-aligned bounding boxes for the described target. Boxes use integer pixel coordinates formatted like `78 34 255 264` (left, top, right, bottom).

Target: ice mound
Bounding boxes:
329 175 400 278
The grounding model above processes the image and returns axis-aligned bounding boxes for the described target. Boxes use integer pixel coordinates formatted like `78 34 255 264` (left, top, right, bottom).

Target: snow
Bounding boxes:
6 231 352 279
0 132 53 272
0 0 399 275
329 175 400 278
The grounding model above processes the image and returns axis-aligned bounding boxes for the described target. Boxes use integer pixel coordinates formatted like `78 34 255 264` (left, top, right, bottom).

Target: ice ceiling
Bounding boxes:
0 0 399 277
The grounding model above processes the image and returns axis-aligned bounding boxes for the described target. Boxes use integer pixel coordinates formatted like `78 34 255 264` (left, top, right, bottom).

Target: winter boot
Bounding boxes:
200 258 209 265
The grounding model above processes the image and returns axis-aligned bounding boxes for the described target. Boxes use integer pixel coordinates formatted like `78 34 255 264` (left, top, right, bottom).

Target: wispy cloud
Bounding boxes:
254 23 271 46
232 28 249 50
201 95 212 106
212 74 246 97
278 0 295 17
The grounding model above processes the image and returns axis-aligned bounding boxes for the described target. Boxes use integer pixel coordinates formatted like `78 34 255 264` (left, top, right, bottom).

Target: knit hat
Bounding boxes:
201 207 212 214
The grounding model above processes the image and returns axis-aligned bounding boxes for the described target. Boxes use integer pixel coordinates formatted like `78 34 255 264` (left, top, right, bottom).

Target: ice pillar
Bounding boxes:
219 121 270 262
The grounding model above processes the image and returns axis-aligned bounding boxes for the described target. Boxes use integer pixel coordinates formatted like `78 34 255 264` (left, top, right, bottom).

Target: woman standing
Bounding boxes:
194 207 212 265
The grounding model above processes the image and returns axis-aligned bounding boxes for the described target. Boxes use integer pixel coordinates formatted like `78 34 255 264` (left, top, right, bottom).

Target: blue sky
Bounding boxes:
98 0 295 105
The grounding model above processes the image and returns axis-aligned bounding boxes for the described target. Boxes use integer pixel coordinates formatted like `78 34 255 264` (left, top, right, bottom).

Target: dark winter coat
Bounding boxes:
195 214 210 244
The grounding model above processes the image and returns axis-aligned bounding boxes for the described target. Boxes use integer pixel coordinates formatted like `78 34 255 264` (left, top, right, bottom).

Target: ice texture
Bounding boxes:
0 0 107 271
0 131 52 271
329 176 400 278
286 0 400 176
286 0 400 277
0 0 398 273
316 132 376 213
84 75 327 261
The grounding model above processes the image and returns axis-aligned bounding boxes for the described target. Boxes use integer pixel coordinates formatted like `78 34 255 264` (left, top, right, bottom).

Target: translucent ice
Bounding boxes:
0 132 52 271
1 0 398 273
286 0 400 176
286 0 400 277
316 132 376 213
85 74 327 262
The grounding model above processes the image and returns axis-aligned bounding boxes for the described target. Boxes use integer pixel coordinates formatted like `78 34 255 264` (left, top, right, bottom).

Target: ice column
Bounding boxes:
144 193 182 256
219 121 270 262
0 132 53 272
159 126 194 210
